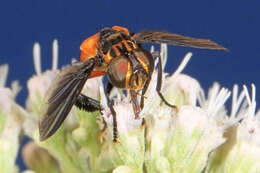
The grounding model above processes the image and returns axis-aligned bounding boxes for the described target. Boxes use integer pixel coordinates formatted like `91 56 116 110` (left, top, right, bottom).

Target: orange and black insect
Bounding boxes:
39 26 227 142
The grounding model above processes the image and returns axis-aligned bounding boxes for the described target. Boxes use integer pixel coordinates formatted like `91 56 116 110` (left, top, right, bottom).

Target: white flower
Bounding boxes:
95 44 227 173
26 42 59 115
24 41 60 139
0 64 27 173
205 84 260 173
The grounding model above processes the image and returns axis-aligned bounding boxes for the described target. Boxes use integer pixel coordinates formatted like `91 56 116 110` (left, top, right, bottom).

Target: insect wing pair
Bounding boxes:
39 26 227 141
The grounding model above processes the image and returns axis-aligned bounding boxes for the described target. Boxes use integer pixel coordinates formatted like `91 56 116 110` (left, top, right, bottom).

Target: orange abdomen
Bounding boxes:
80 33 100 62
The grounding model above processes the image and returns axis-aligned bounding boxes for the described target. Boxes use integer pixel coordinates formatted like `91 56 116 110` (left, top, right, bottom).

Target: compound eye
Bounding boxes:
107 57 129 88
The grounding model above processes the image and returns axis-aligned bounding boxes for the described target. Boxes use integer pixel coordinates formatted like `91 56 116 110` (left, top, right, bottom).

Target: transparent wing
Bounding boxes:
39 60 96 141
133 30 228 51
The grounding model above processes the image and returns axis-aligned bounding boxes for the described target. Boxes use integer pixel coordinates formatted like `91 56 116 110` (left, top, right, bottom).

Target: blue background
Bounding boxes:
0 0 259 171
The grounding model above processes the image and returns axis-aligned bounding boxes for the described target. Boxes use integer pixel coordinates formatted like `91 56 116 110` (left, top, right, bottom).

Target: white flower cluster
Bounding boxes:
0 40 260 173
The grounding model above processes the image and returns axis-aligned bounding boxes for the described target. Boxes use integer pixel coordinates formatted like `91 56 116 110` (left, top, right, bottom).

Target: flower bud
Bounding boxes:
22 141 60 173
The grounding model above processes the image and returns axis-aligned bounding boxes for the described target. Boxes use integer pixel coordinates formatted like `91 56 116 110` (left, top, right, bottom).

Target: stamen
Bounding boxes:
207 83 220 113
172 52 192 76
52 39 58 70
243 84 256 121
197 88 206 107
212 88 230 116
243 85 251 105
150 45 155 53
231 85 246 119
250 84 257 120
0 64 8 87
33 43 42 75
200 83 231 118
251 83 256 105
231 85 238 117
160 44 167 70
11 80 21 98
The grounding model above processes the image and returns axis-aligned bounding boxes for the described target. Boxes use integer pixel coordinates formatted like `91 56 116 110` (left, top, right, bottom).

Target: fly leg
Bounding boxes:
98 115 108 143
74 93 107 142
130 90 141 119
154 52 178 111
140 78 151 110
75 93 103 112
129 77 150 127
138 78 151 128
105 82 120 143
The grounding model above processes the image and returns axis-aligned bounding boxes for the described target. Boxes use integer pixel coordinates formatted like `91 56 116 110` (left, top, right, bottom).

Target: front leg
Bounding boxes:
154 52 178 111
130 90 141 119
139 79 151 127
140 77 151 110
105 82 120 143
